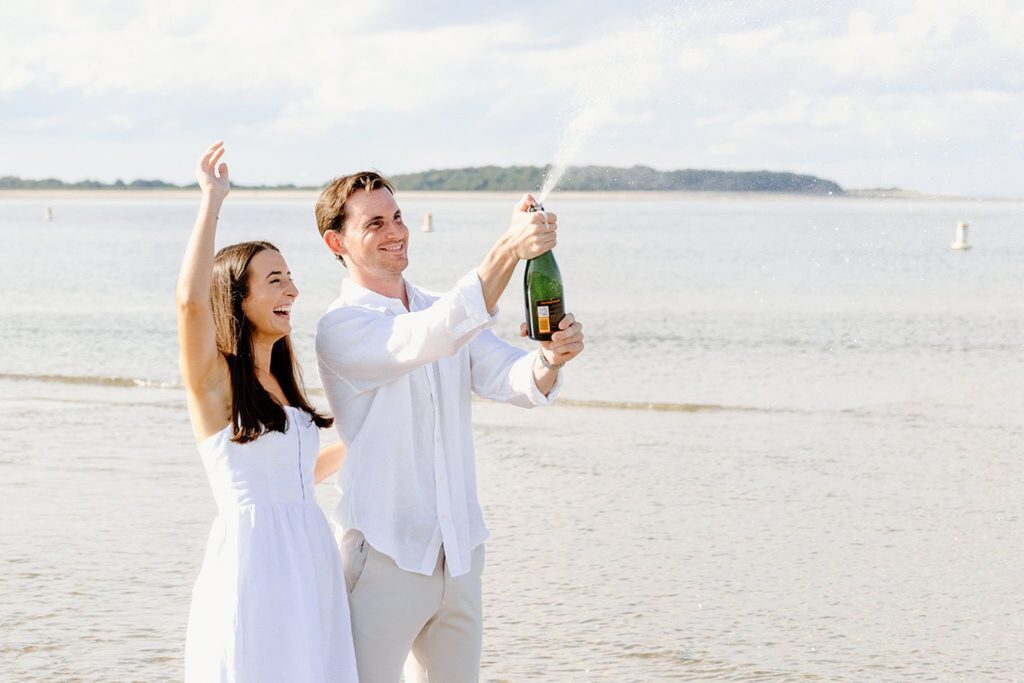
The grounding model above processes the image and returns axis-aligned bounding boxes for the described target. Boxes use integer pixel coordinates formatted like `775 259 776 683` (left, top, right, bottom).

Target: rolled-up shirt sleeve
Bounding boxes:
469 331 562 407
316 269 496 393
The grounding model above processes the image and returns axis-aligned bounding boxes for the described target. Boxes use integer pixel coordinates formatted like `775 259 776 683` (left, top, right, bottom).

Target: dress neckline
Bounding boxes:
196 405 305 450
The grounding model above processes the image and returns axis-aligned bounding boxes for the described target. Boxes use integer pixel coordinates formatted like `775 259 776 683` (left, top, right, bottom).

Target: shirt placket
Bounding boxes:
424 361 458 568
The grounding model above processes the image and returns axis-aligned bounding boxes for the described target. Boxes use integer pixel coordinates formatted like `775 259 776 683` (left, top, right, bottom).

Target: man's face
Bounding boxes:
336 188 409 279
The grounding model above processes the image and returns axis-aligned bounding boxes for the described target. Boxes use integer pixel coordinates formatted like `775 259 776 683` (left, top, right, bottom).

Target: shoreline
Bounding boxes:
0 374 761 416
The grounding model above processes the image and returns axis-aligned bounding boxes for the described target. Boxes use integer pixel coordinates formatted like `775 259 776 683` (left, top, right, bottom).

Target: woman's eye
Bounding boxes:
271 279 281 284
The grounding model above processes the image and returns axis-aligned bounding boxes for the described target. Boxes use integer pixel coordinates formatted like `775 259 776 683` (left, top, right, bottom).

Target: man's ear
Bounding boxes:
323 230 347 260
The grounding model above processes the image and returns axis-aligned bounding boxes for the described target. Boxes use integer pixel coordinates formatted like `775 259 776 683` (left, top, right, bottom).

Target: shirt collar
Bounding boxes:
339 278 426 314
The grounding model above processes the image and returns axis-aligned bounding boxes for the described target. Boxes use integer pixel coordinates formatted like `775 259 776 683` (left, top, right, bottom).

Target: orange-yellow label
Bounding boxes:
537 304 551 333
535 299 563 336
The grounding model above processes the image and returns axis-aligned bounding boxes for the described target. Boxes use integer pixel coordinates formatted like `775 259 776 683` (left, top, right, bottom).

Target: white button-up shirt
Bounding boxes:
315 269 561 577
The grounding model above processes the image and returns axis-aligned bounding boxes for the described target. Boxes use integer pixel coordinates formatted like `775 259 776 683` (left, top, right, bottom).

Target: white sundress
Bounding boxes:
184 406 357 682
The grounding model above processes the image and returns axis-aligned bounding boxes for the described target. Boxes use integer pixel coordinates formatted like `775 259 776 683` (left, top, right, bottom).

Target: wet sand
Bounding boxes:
1 378 1020 681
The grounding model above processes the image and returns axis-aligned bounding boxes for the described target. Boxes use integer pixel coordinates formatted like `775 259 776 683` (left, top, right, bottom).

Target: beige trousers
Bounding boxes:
342 532 485 683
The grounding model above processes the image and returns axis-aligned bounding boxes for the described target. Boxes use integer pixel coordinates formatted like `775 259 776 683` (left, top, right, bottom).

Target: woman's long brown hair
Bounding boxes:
211 241 332 443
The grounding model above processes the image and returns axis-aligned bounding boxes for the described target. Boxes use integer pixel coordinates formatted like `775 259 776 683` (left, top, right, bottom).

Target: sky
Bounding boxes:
1 0 1022 196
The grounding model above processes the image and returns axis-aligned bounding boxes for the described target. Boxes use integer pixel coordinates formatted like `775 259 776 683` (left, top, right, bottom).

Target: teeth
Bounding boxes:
273 305 291 313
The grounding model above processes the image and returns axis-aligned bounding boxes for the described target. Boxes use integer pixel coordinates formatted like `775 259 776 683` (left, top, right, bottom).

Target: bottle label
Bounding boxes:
535 298 563 334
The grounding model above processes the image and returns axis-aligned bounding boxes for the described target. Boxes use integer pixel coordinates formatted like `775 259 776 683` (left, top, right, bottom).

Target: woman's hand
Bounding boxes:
196 140 230 203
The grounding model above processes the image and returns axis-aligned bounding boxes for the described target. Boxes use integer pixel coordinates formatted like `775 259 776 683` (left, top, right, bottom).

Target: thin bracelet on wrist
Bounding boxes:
538 350 564 370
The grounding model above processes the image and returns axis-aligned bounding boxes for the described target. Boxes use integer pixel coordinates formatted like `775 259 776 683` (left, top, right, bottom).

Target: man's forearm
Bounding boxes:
476 234 519 314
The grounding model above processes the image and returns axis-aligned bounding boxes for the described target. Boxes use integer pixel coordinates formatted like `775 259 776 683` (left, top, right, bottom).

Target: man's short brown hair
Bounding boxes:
315 171 396 266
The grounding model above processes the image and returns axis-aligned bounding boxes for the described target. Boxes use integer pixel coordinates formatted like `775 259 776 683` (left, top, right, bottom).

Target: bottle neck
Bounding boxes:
527 249 557 264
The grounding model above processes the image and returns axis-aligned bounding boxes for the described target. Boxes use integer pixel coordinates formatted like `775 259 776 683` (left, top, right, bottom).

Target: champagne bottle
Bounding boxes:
523 205 564 341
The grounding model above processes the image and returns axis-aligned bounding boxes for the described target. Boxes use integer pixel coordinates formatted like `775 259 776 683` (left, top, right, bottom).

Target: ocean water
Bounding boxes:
1 193 1022 681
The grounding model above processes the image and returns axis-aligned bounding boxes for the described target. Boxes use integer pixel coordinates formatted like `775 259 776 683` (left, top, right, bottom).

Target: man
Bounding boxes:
313 172 584 682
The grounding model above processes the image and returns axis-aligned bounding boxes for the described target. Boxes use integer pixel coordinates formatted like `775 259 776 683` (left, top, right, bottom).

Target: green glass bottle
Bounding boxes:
523 205 565 341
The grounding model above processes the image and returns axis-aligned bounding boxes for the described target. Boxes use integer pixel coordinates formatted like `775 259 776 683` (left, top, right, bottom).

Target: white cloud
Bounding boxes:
0 0 1021 195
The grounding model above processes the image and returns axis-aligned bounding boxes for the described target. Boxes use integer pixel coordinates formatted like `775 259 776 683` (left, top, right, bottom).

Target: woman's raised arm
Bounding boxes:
176 142 230 398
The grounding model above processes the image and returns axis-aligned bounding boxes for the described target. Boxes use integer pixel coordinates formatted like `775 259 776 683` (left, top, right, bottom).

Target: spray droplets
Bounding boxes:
538 9 694 203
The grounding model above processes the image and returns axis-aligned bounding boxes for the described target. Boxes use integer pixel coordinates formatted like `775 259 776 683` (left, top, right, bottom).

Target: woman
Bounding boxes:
177 141 355 681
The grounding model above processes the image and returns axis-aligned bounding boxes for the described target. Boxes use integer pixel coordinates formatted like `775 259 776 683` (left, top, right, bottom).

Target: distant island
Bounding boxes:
0 165 844 195
0 177 294 191
391 165 843 195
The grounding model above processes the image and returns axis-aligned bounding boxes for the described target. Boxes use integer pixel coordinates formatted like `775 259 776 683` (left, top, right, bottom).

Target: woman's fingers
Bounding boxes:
195 142 230 198
197 145 228 182
200 141 223 168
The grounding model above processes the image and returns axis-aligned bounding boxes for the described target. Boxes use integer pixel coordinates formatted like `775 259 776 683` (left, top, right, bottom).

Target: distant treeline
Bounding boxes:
0 176 306 191
391 165 844 195
0 165 844 195
0 176 189 190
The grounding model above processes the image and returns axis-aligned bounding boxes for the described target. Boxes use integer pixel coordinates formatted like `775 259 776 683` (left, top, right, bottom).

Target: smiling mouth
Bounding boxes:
273 305 291 319
380 243 405 254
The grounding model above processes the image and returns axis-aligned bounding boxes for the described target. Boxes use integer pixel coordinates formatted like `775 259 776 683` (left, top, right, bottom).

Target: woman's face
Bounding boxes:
241 249 298 341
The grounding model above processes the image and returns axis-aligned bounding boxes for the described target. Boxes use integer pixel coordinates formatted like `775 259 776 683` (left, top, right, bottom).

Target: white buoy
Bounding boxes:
421 211 433 233
951 221 970 250
43 207 53 222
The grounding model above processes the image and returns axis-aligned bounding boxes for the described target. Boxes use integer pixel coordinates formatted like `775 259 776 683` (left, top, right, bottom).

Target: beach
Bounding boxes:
3 378 1020 680
1 193 1022 680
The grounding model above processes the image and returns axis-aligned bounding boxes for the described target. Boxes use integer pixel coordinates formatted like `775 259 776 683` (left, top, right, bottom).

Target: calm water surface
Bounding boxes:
1 194 1022 680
